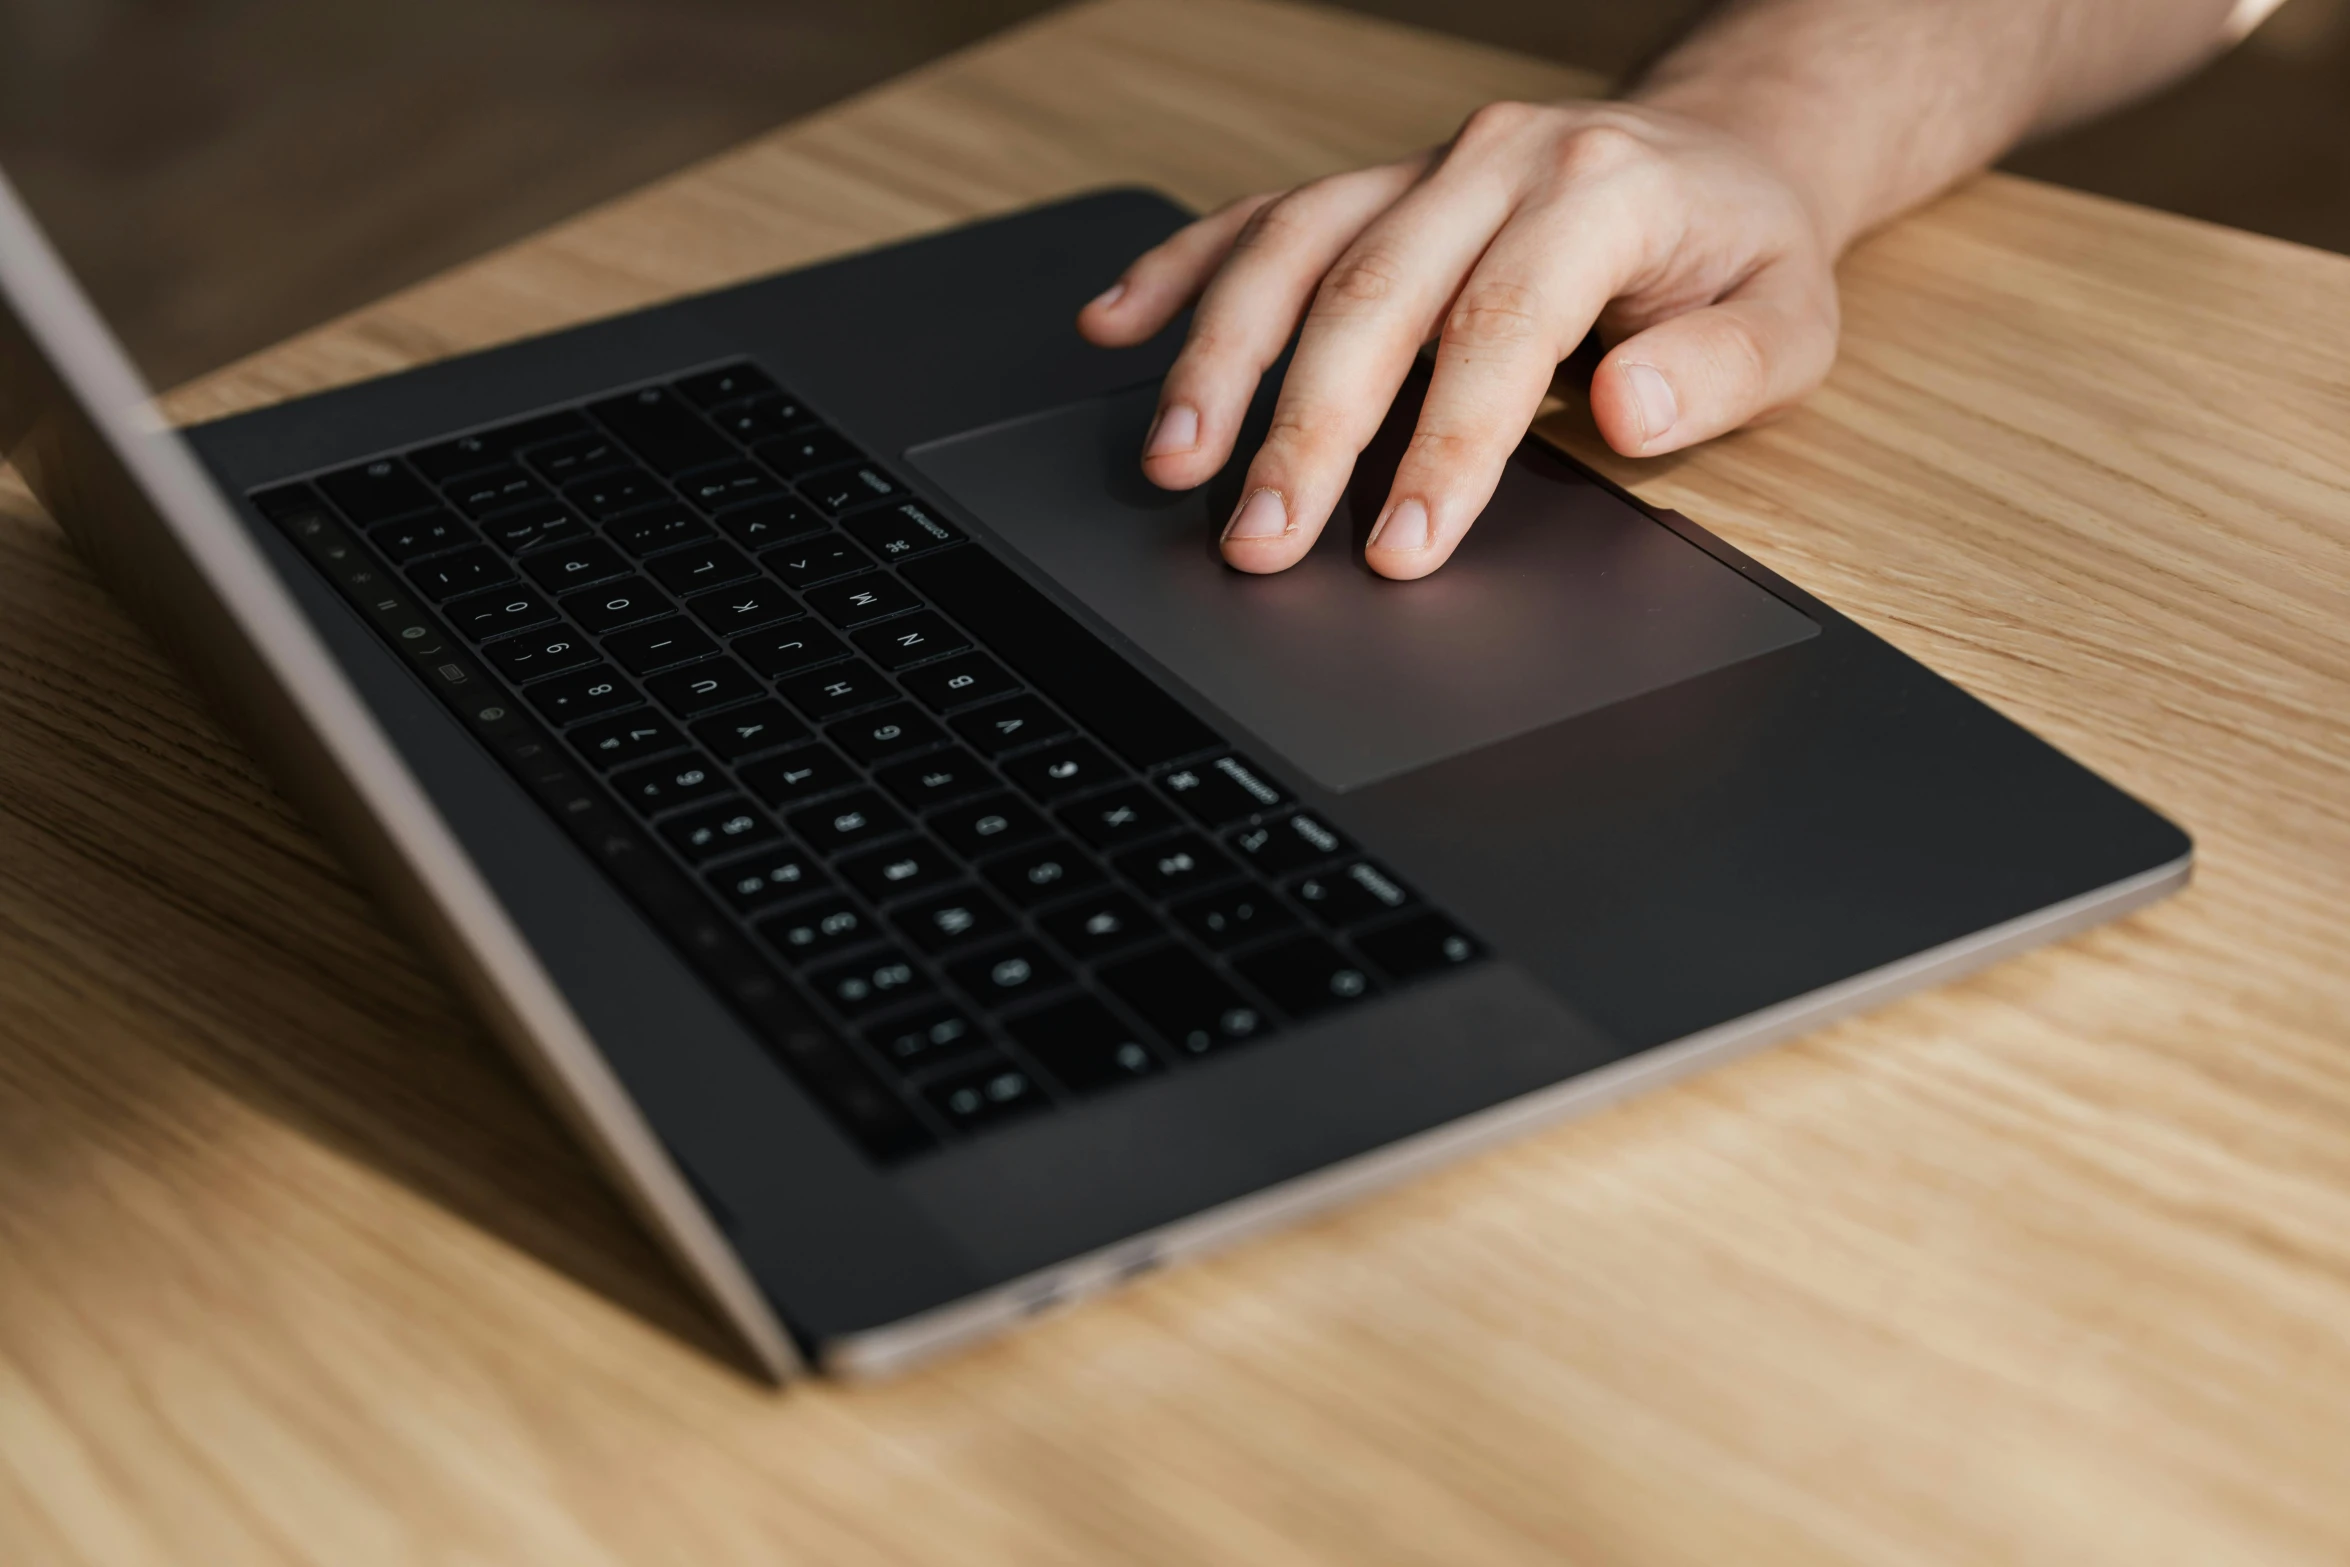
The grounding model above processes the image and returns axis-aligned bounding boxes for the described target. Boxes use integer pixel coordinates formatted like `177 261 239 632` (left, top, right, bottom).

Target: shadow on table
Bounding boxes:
0 501 766 1378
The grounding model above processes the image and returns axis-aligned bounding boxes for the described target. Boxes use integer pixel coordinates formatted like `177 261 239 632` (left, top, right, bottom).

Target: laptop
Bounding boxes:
0 173 2191 1378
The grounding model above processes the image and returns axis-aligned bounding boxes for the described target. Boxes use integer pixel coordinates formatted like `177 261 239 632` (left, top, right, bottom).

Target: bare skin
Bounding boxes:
1077 0 2266 578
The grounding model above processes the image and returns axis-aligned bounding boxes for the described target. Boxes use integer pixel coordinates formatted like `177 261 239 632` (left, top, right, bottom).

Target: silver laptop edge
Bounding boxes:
0 168 804 1379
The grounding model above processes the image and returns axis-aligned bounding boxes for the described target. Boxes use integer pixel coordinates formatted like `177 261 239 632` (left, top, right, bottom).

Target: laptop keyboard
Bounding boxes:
249 361 1485 1161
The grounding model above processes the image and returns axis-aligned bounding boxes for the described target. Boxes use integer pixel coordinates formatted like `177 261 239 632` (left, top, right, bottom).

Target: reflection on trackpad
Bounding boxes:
908 381 1818 794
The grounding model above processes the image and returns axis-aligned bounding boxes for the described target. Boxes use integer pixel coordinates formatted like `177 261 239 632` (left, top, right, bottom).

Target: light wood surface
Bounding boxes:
5 0 2349 1561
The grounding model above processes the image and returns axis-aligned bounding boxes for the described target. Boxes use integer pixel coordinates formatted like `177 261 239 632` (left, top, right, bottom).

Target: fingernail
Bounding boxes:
1369 497 1430 552
1625 364 1679 447
1223 487 1289 541
1145 402 1199 458
1088 281 1126 311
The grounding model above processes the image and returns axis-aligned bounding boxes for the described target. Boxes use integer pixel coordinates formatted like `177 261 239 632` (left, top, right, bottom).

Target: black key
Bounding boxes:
410 412 588 483
525 664 639 726
610 750 729 815
1354 911 1484 981
522 538 631 592
1157 753 1291 827
690 700 807 762
1286 860 1417 928
837 841 960 903
706 845 829 916
1171 885 1304 951
658 796 777 862
786 788 908 856
706 391 817 443
443 584 558 641
568 710 685 770
250 482 326 524
739 742 857 808
848 609 968 670
874 746 994 811
755 427 861 479
676 460 786 515
1231 935 1379 1020
1000 737 1121 803
1226 811 1354 877
807 947 931 1016
759 894 873 965
977 836 1108 909
737 622 850 681
602 617 721 675
712 495 824 552
561 576 671 634
764 533 874 588
945 939 1069 1012
902 547 1219 770
525 430 630 484
827 702 946 766
776 659 894 721
370 512 476 562
1037 890 1162 962
906 653 1023 715
589 386 734 475
1058 785 1181 851
319 458 436 525
1098 946 1268 1056
445 465 545 519
482 626 597 682
478 502 588 555
866 1003 983 1070
675 363 779 408
643 657 764 718
563 468 670 521
801 462 903 518
947 692 1070 753
888 885 1016 955
407 545 513 600
839 500 966 563
803 572 924 628
1111 830 1238 901
1004 997 1161 1093
930 792 1050 859
647 540 758 595
606 502 713 558
923 1058 1045 1131
685 580 801 638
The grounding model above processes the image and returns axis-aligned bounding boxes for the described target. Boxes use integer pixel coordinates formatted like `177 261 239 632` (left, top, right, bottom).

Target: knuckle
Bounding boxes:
1318 249 1408 309
1455 99 1541 151
1713 313 1773 395
1229 190 1306 255
1549 122 1648 183
1444 279 1544 350
1400 424 1481 469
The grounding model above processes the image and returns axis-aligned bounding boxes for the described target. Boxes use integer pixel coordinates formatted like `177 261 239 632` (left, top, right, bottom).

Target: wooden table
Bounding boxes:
5 1 2348 1561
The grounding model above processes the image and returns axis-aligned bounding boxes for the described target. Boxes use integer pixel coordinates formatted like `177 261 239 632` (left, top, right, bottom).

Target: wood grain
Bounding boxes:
4 1 2348 1562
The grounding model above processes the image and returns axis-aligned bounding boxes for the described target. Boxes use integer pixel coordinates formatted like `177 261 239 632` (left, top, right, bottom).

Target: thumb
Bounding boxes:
1589 258 1839 457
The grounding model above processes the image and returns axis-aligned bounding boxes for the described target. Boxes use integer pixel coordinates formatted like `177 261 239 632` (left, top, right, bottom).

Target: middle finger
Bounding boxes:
1219 149 1525 573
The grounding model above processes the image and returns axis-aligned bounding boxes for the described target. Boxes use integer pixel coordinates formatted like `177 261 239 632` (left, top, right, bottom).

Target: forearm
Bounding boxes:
1631 0 2250 251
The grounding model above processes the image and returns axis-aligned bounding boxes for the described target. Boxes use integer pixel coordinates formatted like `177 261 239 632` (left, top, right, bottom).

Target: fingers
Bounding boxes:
1142 160 1427 494
1363 192 1638 579
1588 255 1839 457
1077 194 1273 350
1219 155 1526 573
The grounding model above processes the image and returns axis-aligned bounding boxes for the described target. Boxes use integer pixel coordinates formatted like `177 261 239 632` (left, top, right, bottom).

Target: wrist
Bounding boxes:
1627 75 1875 256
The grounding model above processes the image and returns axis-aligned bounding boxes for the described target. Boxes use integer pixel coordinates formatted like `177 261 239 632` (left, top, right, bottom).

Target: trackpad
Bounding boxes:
907 379 1818 794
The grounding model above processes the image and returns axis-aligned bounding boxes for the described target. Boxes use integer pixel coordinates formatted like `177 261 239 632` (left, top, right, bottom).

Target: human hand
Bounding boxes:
1076 100 1841 578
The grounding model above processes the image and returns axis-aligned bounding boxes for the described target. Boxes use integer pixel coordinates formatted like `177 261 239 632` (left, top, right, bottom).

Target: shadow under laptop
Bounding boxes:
0 504 764 1376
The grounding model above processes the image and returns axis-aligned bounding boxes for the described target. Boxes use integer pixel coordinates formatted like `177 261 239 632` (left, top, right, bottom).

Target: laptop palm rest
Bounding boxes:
907 378 1818 794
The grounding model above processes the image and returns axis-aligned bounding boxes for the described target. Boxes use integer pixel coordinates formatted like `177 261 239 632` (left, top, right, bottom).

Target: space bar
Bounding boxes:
901 545 1219 770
